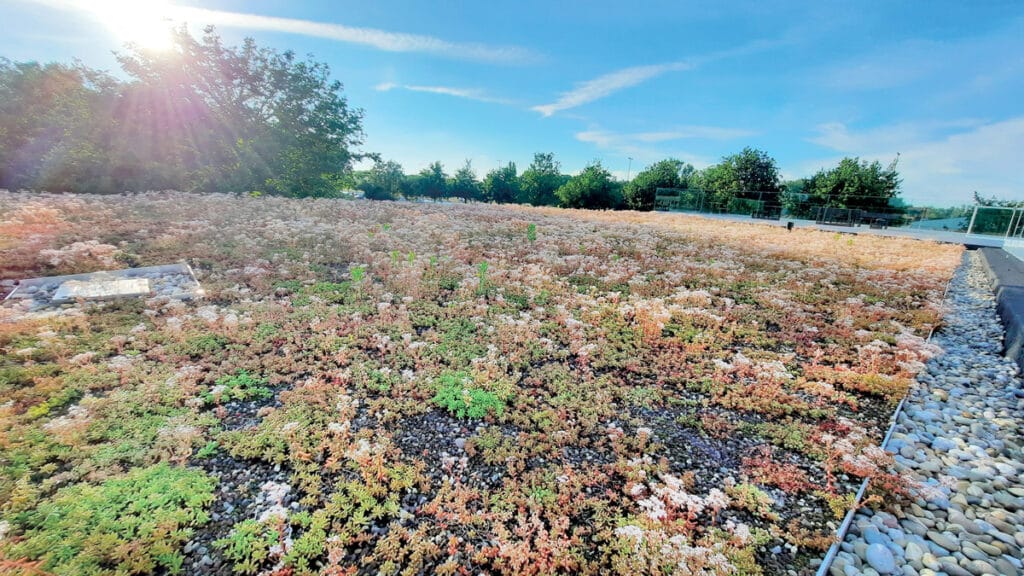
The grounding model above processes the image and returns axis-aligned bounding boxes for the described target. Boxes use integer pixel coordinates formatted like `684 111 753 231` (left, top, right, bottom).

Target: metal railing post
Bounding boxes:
966 206 979 235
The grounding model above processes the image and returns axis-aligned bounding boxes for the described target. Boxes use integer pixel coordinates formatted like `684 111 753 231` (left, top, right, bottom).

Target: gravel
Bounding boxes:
2 268 201 315
830 251 1024 576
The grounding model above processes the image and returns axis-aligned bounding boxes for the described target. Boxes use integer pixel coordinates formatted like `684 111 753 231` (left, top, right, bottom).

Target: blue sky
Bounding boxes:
3 0 1023 207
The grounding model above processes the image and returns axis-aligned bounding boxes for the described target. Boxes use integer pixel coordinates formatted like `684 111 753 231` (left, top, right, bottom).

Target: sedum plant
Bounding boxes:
201 370 272 405
215 518 281 575
1 463 216 575
431 371 507 419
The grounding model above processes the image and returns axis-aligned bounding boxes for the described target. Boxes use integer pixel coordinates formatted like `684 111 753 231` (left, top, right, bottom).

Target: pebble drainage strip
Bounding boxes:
818 251 1024 576
815 259 958 576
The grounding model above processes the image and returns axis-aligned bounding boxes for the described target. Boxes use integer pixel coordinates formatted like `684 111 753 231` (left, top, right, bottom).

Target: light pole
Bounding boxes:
626 157 633 181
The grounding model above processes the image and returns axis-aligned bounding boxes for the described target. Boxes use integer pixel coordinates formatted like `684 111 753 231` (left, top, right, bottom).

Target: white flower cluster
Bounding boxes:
715 351 792 381
345 438 377 460
630 471 731 522
244 481 288 526
723 520 752 545
39 240 120 268
69 351 96 365
614 525 737 575
614 524 645 544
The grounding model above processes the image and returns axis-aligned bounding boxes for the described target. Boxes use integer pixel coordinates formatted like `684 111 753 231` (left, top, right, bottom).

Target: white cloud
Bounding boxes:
27 0 539 64
530 35 791 117
800 118 1024 206
808 119 987 153
574 128 723 169
168 6 539 64
578 127 756 147
532 62 693 117
374 82 513 105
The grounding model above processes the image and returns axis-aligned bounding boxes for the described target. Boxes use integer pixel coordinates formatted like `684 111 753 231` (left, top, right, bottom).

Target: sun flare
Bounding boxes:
85 0 175 52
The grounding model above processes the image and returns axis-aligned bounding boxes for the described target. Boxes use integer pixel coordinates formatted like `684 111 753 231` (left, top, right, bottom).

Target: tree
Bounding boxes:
449 160 481 202
519 153 566 206
416 161 448 201
807 157 901 212
622 158 695 211
0 59 118 192
780 177 825 218
482 162 519 204
974 191 1024 208
0 27 368 196
119 26 368 197
556 161 620 209
360 159 404 200
698 147 782 212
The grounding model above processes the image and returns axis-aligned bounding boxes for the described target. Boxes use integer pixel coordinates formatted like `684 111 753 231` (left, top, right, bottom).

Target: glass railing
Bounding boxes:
967 206 1024 238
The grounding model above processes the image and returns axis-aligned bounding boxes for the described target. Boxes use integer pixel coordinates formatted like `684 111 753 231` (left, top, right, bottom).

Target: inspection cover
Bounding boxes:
3 263 203 316
52 277 151 302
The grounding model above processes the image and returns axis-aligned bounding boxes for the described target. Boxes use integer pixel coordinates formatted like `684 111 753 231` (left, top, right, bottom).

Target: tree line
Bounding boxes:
360 148 903 216
1 27 904 213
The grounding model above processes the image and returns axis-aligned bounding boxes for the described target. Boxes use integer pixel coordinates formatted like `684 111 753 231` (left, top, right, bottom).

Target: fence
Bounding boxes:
968 206 1024 261
654 188 920 224
655 188 706 212
655 188 782 219
966 206 1024 237
814 207 904 228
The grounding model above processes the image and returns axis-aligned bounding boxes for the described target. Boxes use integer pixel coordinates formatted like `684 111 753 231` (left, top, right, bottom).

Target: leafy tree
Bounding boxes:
118 26 368 197
730 147 782 194
416 161 448 201
0 59 117 192
807 157 901 211
698 147 782 212
396 174 417 199
623 158 696 211
909 204 973 220
974 191 1024 208
519 153 567 206
482 162 519 204
781 177 825 218
449 160 481 202
360 159 404 200
0 27 368 196
556 161 620 209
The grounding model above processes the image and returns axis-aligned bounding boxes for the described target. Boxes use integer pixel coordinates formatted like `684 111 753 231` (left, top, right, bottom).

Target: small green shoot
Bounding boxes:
350 265 365 283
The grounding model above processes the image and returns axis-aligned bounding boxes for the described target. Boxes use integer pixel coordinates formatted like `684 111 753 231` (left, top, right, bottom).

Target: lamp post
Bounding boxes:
626 157 633 181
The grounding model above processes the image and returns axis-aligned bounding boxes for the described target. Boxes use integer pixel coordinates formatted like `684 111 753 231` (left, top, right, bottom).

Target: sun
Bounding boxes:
86 0 176 52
